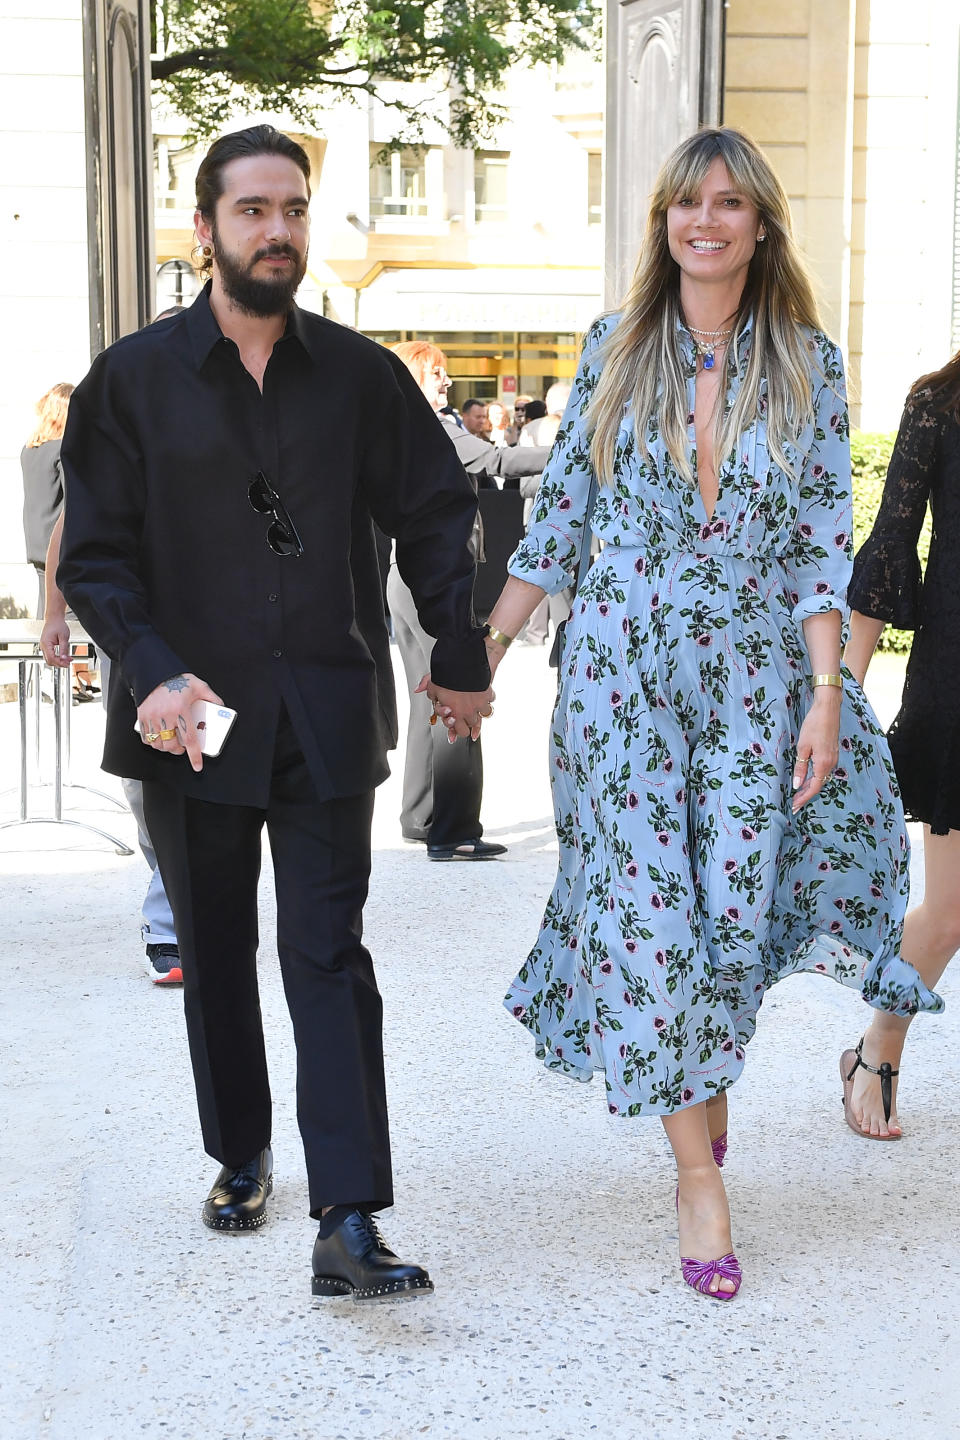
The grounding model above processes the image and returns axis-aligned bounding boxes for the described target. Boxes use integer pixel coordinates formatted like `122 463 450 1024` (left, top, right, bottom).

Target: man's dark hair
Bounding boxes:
195 126 311 276
524 399 547 422
196 125 310 218
462 398 486 414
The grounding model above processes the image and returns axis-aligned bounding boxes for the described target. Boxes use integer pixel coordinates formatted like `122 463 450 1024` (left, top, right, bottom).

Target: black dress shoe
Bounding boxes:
427 837 507 861
311 1210 434 1302
201 1147 273 1232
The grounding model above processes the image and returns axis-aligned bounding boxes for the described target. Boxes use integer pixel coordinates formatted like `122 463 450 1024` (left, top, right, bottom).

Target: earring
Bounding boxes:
757 233 766 243
201 244 214 259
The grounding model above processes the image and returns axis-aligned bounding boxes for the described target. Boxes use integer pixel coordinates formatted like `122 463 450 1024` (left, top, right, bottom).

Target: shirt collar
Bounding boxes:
185 280 317 370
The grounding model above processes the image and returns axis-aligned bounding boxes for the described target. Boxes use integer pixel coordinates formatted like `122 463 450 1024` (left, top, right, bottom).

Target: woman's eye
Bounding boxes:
723 198 743 207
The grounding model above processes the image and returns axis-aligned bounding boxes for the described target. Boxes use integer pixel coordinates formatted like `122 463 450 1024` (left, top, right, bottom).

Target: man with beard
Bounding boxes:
58 126 493 1300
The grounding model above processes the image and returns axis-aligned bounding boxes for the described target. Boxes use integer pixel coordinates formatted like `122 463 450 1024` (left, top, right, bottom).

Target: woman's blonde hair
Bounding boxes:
589 127 822 487
390 340 448 389
25 382 74 448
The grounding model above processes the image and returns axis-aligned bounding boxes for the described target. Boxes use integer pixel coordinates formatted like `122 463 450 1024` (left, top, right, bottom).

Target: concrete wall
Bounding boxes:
852 0 959 429
724 0 857 354
724 0 959 430
0 0 90 605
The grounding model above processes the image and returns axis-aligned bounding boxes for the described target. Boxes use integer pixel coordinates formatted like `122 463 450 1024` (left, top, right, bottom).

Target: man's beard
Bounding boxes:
213 229 307 317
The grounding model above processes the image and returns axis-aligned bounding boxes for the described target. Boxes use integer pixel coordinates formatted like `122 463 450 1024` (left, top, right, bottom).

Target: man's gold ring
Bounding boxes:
158 728 178 741
143 730 161 743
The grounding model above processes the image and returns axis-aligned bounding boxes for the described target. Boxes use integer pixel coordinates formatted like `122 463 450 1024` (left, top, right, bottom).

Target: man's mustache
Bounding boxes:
251 244 301 265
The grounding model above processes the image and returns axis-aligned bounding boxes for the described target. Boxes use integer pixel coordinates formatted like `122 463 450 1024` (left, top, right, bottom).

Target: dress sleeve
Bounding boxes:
782 337 854 626
506 317 608 597
846 391 938 629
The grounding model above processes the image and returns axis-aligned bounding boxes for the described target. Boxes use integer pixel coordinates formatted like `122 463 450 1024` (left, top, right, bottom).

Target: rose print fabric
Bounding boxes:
504 315 943 1118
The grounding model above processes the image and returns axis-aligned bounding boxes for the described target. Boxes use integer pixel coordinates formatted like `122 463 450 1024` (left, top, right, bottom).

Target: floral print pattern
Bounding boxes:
504 315 943 1119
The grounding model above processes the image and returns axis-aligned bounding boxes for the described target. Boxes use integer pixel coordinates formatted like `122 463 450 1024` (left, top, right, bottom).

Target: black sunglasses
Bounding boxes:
248 471 303 557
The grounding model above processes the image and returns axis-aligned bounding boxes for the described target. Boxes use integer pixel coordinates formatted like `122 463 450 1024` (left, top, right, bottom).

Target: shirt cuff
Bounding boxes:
122 633 190 705
429 629 491 692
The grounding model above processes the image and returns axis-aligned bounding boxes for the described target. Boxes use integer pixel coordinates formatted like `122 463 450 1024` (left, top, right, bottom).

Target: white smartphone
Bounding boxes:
134 700 237 756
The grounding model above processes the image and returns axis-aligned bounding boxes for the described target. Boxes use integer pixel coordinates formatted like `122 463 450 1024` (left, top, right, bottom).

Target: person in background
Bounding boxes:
487 401 510 448
461 397 489 437
505 395 533 446
841 350 960 1139
482 125 940 1301
520 383 572 451
387 340 549 858
21 382 72 618
21 383 97 699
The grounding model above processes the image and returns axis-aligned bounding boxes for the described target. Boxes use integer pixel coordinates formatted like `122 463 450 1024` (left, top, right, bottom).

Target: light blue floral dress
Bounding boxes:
504 315 943 1118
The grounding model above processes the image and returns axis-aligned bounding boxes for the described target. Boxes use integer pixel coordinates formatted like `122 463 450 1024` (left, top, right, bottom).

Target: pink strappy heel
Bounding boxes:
680 1252 742 1300
711 1130 728 1168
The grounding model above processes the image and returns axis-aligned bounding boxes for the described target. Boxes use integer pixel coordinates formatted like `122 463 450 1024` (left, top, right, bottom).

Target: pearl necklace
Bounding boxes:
688 324 732 371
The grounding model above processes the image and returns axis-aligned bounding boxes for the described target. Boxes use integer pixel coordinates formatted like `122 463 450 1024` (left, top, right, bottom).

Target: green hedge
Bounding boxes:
849 430 930 656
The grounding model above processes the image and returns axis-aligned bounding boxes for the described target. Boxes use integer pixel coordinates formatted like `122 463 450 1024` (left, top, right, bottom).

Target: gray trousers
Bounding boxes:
386 565 484 846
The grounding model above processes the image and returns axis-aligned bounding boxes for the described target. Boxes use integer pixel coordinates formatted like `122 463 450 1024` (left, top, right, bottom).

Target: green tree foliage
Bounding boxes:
152 0 596 143
850 430 930 656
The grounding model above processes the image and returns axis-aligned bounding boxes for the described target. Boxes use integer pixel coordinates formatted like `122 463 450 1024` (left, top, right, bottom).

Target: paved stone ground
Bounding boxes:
1 648 956 1440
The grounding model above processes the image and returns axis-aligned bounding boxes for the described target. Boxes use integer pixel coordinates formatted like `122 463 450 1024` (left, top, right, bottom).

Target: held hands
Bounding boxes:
415 676 495 743
136 671 223 773
791 689 841 813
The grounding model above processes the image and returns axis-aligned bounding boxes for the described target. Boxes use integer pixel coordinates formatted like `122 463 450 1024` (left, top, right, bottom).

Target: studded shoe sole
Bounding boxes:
311 1272 434 1302
202 1176 273 1232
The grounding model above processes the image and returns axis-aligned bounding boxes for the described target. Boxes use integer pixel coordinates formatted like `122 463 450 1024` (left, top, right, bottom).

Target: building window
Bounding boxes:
587 152 602 227
474 151 509 223
369 145 428 218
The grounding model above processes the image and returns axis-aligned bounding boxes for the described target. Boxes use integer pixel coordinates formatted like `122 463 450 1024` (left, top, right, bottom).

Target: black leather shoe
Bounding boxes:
201 1147 273 1232
427 837 507 861
311 1210 434 1302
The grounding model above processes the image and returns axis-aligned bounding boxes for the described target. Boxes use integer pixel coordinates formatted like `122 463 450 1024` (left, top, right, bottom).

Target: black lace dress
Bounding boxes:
848 387 960 834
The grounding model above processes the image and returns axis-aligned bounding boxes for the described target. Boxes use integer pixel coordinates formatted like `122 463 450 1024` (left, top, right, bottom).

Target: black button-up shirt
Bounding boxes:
58 284 489 805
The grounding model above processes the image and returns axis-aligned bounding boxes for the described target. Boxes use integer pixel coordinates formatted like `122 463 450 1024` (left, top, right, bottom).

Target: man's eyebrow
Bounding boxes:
232 194 310 207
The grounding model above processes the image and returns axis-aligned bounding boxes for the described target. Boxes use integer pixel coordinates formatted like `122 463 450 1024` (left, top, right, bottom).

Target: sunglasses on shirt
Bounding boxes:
248 471 303 558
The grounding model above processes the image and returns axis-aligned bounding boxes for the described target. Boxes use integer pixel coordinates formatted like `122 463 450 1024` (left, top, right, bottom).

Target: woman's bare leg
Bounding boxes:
848 826 960 1135
705 1090 727 1145
662 1102 736 1295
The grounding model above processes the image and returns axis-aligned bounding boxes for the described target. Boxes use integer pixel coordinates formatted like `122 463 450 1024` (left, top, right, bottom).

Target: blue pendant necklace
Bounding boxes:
689 324 732 370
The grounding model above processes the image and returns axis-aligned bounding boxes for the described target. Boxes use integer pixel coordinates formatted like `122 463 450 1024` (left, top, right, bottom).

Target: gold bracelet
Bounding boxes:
811 673 843 690
484 626 514 650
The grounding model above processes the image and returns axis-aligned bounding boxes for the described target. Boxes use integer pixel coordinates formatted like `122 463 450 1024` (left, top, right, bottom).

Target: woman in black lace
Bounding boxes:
843 355 960 1138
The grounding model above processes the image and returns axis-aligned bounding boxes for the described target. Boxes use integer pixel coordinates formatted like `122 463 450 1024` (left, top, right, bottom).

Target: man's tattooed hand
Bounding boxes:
165 674 191 694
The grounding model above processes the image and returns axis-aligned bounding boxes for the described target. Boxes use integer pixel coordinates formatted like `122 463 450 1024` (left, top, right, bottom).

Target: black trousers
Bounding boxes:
386 564 484 846
142 711 393 1218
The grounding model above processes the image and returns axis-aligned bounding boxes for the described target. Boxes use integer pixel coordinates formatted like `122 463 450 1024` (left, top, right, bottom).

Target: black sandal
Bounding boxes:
839 1037 901 1141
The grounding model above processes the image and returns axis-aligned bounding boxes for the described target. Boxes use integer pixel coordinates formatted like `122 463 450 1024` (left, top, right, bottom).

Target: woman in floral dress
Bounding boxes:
479 128 941 1300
